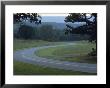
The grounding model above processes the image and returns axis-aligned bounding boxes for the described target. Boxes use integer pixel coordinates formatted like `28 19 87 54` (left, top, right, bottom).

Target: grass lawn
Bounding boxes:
14 39 97 75
14 61 96 75
14 39 68 51
36 41 97 64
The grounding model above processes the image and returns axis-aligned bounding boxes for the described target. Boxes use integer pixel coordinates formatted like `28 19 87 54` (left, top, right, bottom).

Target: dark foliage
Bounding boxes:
13 13 42 24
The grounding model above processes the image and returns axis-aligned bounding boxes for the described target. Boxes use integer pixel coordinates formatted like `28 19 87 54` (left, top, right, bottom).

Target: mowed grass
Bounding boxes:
36 41 97 64
14 39 68 51
14 61 96 75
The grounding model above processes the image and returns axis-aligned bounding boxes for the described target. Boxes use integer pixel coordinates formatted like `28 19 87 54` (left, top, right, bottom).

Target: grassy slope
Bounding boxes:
14 61 96 75
36 41 97 64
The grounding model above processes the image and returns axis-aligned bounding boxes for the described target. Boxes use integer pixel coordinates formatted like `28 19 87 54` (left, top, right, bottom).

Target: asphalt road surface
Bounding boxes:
14 43 97 73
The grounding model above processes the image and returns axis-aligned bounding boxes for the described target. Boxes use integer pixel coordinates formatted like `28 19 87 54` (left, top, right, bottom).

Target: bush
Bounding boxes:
17 25 35 39
88 48 97 56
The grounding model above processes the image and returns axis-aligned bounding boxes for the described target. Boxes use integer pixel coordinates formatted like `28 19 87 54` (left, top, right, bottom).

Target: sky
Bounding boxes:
41 16 66 23
39 13 68 23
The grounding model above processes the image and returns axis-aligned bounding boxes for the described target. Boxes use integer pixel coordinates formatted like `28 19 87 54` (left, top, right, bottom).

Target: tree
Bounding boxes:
65 13 97 56
18 25 36 39
13 13 42 24
38 25 55 41
65 13 97 43
14 13 42 39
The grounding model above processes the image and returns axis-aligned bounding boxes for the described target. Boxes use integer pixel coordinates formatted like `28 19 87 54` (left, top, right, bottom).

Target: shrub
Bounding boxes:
18 25 35 39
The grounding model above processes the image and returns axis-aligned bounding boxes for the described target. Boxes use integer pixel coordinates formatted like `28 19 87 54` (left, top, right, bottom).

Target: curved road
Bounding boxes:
14 43 97 73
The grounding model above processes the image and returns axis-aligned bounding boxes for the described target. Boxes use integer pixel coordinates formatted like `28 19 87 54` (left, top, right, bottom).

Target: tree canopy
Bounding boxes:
18 25 36 39
13 13 42 24
65 13 97 42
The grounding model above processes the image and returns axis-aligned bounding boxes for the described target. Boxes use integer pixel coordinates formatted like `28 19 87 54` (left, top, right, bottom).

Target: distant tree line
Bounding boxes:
14 24 89 41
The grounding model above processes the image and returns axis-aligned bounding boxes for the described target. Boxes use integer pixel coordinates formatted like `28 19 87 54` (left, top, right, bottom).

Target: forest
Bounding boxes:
14 22 90 42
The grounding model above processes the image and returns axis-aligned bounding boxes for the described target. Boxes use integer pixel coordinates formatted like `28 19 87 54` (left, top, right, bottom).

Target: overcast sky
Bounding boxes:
41 16 66 23
39 13 68 23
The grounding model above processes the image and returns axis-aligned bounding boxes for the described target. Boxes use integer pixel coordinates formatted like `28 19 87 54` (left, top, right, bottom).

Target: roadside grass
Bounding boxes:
14 61 96 75
36 41 97 64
